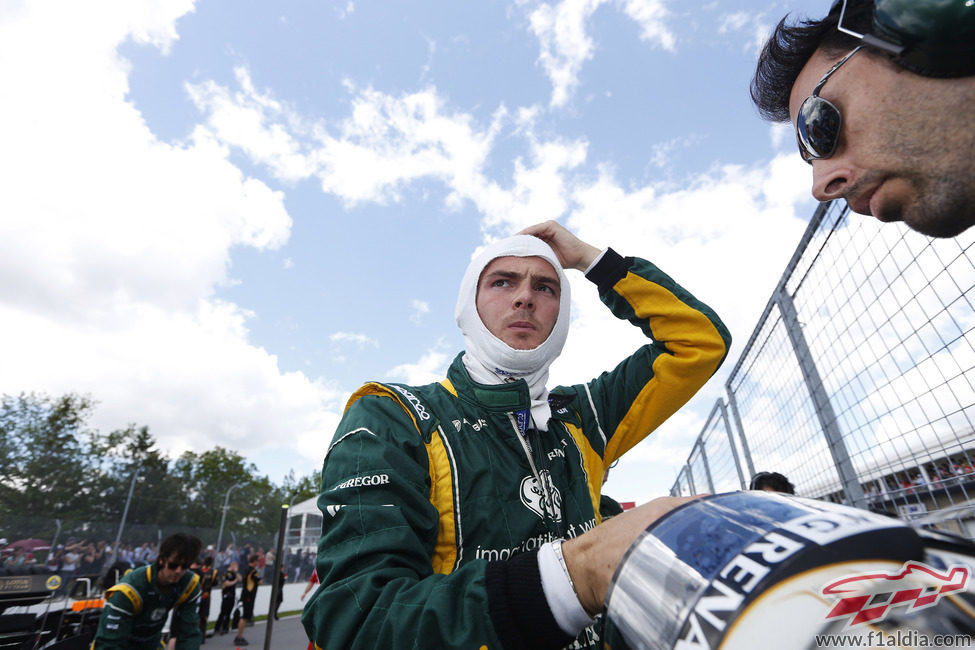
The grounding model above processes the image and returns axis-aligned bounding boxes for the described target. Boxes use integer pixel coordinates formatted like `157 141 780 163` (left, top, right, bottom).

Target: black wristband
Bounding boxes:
485 549 574 650
584 247 632 293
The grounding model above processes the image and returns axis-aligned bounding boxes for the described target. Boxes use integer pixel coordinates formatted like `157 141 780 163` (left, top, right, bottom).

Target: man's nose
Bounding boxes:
811 157 854 203
513 284 534 309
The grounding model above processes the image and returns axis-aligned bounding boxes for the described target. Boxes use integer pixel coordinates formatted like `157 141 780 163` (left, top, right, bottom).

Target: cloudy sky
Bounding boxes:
0 0 828 504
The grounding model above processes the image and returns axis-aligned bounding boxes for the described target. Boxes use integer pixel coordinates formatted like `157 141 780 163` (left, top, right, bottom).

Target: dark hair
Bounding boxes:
750 471 796 494
158 533 202 566
750 0 874 122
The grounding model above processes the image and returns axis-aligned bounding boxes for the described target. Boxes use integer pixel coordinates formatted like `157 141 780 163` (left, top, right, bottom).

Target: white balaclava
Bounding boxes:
454 234 571 430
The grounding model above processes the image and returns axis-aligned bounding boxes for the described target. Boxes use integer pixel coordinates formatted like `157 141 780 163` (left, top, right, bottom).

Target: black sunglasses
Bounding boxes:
795 46 863 164
164 561 189 570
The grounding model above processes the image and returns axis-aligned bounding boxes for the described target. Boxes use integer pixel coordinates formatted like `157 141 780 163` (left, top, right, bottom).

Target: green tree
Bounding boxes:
279 469 320 505
92 425 187 528
172 447 264 538
0 392 320 549
0 392 101 524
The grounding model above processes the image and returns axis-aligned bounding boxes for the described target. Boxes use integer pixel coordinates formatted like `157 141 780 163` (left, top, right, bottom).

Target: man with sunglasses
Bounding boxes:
92 533 204 650
750 0 975 238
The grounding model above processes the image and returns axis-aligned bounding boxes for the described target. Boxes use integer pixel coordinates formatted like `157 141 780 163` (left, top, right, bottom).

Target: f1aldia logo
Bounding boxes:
821 561 969 626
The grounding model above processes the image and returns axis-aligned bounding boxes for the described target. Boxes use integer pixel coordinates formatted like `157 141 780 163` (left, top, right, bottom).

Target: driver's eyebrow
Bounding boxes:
483 269 560 289
533 272 560 289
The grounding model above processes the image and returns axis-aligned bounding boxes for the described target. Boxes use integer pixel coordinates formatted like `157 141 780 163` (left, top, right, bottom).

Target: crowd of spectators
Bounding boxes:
818 453 975 513
0 537 312 591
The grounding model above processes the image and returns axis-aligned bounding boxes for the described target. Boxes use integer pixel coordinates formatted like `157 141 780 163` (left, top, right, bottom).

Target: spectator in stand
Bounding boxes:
59 541 80 590
134 542 152 566
5 547 26 570
77 542 100 576
100 541 113 566
298 552 314 585
288 549 302 583
93 540 108 573
214 547 227 574
120 543 135 567
263 548 275 583
47 545 63 574
219 545 237 572
901 476 915 495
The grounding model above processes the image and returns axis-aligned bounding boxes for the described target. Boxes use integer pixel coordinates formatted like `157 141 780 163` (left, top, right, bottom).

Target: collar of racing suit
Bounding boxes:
445 353 576 419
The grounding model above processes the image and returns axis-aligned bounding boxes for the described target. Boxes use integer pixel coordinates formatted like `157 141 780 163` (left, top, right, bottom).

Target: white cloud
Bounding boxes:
189 71 589 234
410 299 431 325
526 0 674 108
386 344 451 385
9 298 343 457
330 331 379 348
718 9 772 56
528 0 606 108
648 134 704 169
718 11 750 32
186 68 317 184
0 0 337 478
188 74 511 209
770 121 794 151
620 0 674 49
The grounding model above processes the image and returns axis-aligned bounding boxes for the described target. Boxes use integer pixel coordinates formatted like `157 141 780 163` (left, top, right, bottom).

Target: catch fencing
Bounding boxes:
670 200 975 537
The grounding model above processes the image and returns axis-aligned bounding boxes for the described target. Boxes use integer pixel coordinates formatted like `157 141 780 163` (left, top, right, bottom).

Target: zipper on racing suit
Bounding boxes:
507 412 564 539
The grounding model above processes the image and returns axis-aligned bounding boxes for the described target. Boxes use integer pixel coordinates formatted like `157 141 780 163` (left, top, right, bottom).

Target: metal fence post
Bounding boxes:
717 399 747 490
775 286 867 509
264 503 289 650
696 440 716 493
725 389 756 486
681 465 696 496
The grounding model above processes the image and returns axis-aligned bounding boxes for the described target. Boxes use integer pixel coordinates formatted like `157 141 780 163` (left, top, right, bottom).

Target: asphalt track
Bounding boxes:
204 613 308 649
202 581 312 649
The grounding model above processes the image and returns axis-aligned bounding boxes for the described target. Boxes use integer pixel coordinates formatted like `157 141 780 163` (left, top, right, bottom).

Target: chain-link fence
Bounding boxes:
671 200 975 537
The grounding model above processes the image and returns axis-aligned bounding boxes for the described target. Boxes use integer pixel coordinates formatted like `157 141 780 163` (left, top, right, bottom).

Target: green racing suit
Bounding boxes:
302 249 731 650
91 564 202 650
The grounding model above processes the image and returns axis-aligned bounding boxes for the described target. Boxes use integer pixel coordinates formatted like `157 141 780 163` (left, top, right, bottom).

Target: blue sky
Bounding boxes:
0 0 826 503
